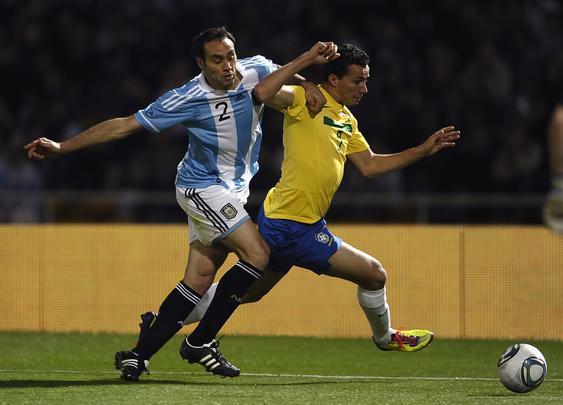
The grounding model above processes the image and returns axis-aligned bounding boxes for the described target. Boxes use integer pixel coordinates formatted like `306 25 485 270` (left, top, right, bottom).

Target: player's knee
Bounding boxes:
364 260 387 290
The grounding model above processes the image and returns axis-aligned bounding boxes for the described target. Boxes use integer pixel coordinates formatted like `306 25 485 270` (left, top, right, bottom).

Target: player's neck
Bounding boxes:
320 83 344 106
232 71 242 89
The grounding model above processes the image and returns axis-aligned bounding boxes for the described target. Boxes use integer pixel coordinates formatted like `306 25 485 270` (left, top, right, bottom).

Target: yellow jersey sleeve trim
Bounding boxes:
345 115 370 155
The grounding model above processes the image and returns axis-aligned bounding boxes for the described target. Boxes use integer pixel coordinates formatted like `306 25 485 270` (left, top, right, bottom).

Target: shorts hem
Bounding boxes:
212 215 251 244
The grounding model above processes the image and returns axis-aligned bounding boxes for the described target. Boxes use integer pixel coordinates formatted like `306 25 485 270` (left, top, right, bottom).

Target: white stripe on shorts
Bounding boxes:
186 188 228 233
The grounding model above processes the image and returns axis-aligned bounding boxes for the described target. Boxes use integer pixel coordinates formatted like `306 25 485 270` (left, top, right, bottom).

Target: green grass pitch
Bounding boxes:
0 332 562 404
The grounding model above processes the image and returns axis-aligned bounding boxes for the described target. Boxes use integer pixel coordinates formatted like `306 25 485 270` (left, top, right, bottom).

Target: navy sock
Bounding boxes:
133 281 201 360
187 260 261 346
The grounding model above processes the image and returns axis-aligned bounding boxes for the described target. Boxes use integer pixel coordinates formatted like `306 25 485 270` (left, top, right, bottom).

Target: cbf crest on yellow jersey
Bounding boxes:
263 85 369 223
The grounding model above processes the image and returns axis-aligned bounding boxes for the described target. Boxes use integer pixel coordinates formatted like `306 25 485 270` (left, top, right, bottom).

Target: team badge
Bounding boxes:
315 232 332 245
220 203 238 220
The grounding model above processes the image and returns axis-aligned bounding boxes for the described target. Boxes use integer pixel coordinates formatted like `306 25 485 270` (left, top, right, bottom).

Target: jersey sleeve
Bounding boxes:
239 55 278 81
255 55 278 78
346 117 370 155
135 87 196 133
281 85 307 119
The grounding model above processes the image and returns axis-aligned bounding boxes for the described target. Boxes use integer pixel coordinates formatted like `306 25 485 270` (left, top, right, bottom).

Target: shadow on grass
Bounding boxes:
0 379 187 388
0 378 372 388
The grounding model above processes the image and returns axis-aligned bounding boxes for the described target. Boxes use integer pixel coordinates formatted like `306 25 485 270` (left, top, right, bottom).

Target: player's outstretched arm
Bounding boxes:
349 126 460 178
253 42 339 110
24 115 142 160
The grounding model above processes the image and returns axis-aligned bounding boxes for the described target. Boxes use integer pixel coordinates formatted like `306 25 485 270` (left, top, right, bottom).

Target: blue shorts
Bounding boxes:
257 206 342 275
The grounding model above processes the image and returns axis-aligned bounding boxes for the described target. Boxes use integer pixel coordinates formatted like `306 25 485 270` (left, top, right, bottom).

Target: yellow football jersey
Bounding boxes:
263 85 369 223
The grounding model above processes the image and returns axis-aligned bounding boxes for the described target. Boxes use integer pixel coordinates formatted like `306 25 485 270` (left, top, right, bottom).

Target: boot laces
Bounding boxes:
209 337 232 366
393 329 418 348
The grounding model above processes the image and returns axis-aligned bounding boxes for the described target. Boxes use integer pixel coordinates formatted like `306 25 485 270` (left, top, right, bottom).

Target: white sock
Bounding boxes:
357 286 393 345
183 282 217 325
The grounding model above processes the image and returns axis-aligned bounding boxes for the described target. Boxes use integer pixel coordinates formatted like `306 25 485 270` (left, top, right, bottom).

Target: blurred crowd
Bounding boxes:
1 0 562 222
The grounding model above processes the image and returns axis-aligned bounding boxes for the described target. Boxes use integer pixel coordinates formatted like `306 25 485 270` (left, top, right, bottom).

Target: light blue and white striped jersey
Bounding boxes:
135 55 277 201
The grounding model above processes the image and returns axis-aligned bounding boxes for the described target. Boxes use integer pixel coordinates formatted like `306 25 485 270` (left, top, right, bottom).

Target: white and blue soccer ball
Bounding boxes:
497 343 547 393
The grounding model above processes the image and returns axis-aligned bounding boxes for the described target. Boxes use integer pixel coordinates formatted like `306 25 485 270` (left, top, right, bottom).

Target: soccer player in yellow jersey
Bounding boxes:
186 42 460 352
252 42 459 352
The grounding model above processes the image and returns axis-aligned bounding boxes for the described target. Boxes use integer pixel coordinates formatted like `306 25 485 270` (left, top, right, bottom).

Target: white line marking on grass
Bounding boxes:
0 369 562 382
244 372 499 381
242 373 563 382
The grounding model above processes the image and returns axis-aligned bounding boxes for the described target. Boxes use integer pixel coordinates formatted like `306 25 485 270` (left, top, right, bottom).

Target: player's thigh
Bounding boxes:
242 267 287 303
221 220 270 269
325 242 386 290
183 240 229 294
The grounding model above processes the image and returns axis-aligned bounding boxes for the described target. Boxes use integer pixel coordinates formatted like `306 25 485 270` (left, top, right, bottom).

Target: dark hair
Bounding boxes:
192 26 236 59
324 44 369 80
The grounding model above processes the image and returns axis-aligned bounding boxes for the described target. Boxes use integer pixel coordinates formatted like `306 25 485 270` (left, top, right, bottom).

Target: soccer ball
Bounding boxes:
497 343 547 393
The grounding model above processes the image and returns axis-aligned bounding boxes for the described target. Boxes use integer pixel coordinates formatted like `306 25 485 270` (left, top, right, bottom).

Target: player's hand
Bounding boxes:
302 81 327 115
24 137 62 160
543 188 563 234
307 42 340 65
420 126 460 156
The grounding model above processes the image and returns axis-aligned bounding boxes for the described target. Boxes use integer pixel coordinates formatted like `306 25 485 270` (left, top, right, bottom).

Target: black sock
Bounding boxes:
133 281 201 360
187 260 261 346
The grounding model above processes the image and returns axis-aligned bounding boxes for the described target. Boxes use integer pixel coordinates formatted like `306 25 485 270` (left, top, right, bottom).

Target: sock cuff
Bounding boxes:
357 286 386 309
236 260 262 280
176 281 202 305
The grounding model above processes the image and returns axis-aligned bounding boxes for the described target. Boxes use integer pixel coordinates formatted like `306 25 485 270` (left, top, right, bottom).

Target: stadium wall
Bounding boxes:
0 224 561 340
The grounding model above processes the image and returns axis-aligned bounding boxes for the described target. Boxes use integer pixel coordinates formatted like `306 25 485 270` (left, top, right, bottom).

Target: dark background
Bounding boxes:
1 0 562 223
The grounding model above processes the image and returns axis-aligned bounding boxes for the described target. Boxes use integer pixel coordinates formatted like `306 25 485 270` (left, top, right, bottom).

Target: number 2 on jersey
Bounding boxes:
215 102 231 122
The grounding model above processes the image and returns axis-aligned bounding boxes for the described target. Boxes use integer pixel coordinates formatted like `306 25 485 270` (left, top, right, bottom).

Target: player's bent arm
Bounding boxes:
286 75 326 114
262 86 295 111
254 42 338 109
253 59 306 109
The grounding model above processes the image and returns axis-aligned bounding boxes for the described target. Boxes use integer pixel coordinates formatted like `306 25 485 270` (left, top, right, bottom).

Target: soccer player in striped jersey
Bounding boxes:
24 27 333 381
186 43 460 354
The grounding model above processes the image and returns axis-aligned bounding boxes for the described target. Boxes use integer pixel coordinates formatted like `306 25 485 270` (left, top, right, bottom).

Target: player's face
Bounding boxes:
334 64 369 106
197 38 238 90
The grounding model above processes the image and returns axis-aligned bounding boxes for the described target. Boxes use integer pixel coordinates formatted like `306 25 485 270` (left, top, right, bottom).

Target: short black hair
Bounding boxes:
192 26 236 59
323 44 369 81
